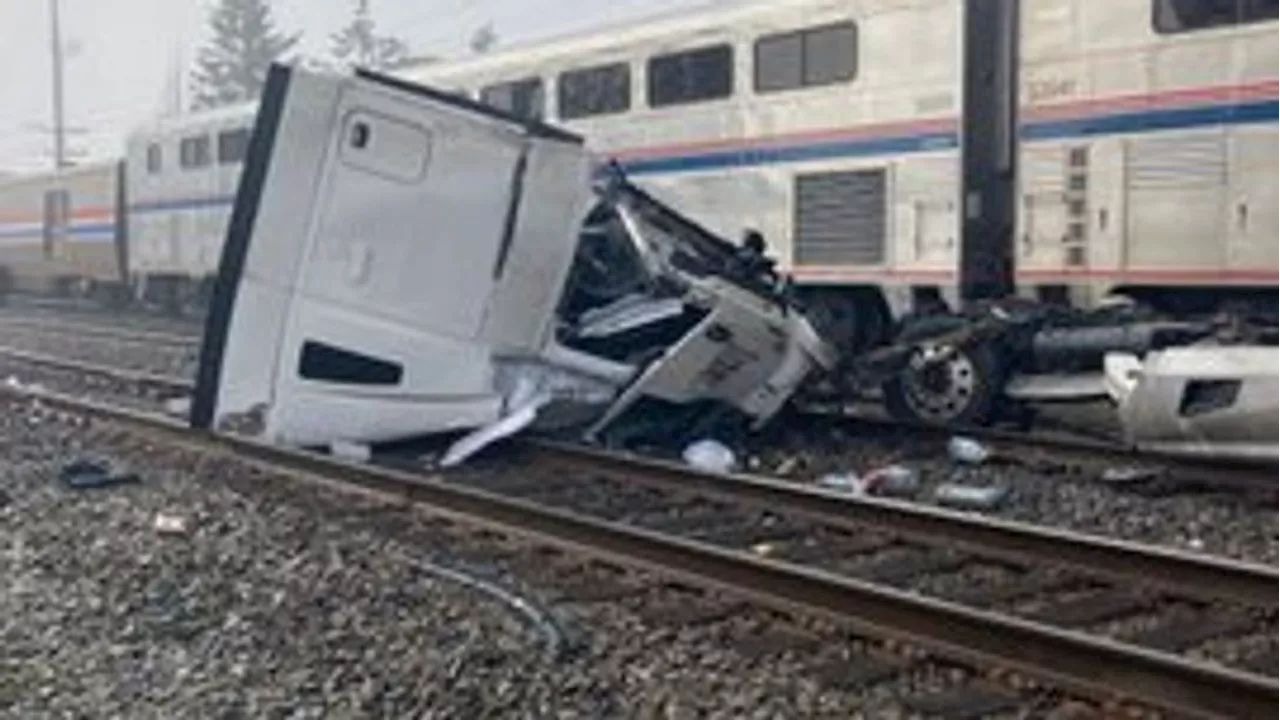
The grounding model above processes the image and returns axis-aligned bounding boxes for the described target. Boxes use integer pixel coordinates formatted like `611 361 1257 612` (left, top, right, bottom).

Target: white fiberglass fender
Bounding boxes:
191 65 603 447
1104 345 1279 463
585 277 836 439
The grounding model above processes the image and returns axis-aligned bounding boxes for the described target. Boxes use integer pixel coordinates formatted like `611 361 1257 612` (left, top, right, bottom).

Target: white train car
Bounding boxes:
114 0 1276 344
400 0 1278 352
0 161 126 300
123 102 256 311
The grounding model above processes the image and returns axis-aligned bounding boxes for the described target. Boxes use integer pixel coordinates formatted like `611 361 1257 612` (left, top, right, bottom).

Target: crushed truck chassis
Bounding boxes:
842 298 1278 464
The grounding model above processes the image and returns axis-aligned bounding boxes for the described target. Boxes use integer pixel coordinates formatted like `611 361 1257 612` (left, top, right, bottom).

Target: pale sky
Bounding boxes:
0 0 720 173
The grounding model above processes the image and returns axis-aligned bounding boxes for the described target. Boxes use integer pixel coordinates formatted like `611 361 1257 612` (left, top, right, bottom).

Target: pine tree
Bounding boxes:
190 0 300 110
330 0 409 70
469 23 498 55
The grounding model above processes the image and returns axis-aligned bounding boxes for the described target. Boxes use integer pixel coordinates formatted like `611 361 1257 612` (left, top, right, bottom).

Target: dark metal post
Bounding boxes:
50 0 67 170
959 0 1019 302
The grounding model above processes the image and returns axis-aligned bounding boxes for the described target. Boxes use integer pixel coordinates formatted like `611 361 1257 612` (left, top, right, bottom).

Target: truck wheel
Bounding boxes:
882 316 1003 426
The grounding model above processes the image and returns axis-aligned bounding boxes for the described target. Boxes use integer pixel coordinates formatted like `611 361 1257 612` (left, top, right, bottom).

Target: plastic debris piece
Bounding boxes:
681 439 738 474
934 483 1010 511
1100 466 1162 484
863 464 921 498
816 472 866 495
774 456 800 476
390 548 577 661
947 436 991 465
750 542 776 557
163 397 192 418
153 513 189 535
60 459 140 490
330 440 372 462
441 391 549 468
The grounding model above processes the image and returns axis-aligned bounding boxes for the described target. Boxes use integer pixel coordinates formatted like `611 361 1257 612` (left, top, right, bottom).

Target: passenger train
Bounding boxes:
1 0 1276 343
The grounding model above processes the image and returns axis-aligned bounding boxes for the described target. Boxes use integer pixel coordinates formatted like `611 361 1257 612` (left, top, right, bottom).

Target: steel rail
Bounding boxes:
0 385 1274 719
804 407 1278 491
0 345 194 394
0 316 200 348
523 440 1279 607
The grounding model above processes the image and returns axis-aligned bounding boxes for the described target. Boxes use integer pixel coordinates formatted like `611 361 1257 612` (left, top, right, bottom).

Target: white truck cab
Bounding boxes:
191 65 836 462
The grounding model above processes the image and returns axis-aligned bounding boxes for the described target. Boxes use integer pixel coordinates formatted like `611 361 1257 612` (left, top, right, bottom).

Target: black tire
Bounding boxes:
882 315 1004 426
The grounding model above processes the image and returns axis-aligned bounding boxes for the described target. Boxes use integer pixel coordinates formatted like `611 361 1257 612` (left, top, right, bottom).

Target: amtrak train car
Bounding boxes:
0 161 126 300
403 0 1278 351
2 0 1273 371
123 102 255 311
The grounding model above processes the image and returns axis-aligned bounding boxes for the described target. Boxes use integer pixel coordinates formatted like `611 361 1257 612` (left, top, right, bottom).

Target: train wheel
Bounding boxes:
882 316 1003 426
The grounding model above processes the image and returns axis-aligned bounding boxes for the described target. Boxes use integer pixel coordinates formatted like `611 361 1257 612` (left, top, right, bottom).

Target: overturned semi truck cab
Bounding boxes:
190 65 837 462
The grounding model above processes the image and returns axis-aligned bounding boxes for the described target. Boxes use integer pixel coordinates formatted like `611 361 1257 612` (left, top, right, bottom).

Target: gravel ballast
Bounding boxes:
3 397 1078 718
0 325 197 378
746 427 1279 566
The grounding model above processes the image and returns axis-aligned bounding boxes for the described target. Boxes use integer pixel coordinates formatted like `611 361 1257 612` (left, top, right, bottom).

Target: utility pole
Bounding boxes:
49 0 67 170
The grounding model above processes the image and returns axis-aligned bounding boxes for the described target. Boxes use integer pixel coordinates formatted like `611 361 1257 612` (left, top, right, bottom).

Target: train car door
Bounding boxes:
1225 10 1279 274
1227 126 1279 273
41 187 69 260
1016 0 1090 283
1123 0 1234 274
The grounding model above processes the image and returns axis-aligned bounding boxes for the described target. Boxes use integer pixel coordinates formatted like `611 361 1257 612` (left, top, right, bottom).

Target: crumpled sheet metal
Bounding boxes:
1104 346 1278 463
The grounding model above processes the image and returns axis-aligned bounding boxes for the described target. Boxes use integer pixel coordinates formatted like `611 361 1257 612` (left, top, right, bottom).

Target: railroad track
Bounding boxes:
798 404 1279 501
0 296 206 335
0 380 1274 718
0 316 201 349
0 346 193 415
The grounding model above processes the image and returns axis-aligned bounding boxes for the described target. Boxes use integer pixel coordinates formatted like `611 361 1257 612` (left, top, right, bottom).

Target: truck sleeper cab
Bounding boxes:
191 65 835 463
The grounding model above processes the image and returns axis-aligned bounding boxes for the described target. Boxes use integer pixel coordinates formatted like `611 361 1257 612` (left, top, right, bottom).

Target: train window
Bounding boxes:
217 128 251 165
557 63 631 119
1154 0 1277 33
647 44 733 108
755 33 803 91
755 22 857 93
179 135 211 170
145 143 162 174
479 77 545 120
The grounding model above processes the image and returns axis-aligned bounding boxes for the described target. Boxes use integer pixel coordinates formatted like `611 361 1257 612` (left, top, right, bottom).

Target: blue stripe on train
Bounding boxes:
0 222 116 240
117 97 1279 205
620 131 959 176
1020 98 1278 141
621 99 1278 176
